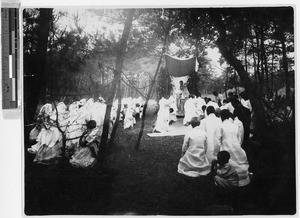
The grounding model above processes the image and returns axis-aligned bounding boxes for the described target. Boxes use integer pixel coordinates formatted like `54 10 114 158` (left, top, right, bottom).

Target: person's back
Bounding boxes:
231 98 251 141
178 117 211 177
183 95 197 125
214 110 250 187
200 106 222 162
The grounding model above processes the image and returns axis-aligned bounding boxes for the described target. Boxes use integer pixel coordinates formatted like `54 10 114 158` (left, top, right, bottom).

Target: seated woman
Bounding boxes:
28 103 54 154
33 102 68 164
70 120 99 168
178 117 211 177
213 109 250 187
33 123 62 164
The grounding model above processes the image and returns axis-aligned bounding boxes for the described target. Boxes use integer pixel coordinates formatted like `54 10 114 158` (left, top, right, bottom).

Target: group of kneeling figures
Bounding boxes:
177 106 252 193
27 94 252 195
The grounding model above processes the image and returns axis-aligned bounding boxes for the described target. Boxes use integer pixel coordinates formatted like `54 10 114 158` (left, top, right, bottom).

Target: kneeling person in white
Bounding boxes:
178 117 211 177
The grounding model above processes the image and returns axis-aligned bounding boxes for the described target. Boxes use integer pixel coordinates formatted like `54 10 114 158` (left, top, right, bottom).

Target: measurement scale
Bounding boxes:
2 8 19 109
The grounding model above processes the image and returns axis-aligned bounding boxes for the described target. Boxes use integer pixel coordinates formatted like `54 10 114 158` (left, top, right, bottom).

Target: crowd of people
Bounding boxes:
152 89 252 192
27 96 144 167
175 90 253 192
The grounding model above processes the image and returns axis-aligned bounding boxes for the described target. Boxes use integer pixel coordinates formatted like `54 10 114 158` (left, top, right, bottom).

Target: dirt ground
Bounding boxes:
24 109 296 215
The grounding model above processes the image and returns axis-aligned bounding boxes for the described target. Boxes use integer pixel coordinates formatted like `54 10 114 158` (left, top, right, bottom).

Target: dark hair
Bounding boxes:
217 150 231 166
213 91 218 96
190 117 200 128
215 108 221 117
230 98 241 108
206 106 215 115
220 109 231 122
169 108 174 113
86 120 97 129
202 105 207 113
189 94 195 98
240 91 248 100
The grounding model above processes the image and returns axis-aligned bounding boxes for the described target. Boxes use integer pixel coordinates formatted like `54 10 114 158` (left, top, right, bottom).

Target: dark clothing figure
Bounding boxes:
233 105 251 141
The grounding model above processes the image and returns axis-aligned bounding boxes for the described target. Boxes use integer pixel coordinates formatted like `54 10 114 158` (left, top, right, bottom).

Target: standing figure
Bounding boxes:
176 80 190 117
231 98 251 143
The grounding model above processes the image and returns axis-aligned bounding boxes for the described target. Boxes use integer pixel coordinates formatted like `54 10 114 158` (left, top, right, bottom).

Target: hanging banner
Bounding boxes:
165 54 196 77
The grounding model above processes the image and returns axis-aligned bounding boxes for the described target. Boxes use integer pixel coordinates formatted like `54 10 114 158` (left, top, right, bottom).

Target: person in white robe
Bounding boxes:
124 105 135 129
28 103 55 154
70 120 99 168
153 97 171 133
213 109 250 187
183 95 198 126
240 92 252 112
206 98 220 110
175 80 190 116
168 94 178 123
178 117 211 177
233 114 244 146
199 106 222 163
195 95 206 117
223 101 235 114
32 102 66 164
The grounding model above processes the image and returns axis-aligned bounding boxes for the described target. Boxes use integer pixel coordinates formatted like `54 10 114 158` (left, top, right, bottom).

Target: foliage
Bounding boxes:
186 71 200 96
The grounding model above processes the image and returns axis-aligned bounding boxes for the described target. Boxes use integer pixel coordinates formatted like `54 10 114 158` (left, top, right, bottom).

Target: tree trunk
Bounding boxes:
100 9 135 151
259 27 266 97
108 78 122 146
134 30 169 150
271 44 275 94
24 9 53 124
209 11 267 138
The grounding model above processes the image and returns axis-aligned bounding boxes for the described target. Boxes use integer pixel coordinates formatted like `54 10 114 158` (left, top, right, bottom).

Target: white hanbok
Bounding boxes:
178 126 211 177
195 97 206 116
199 113 222 162
153 97 170 133
168 95 178 122
234 117 244 145
206 101 219 110
183 98 198 125
214 119 250 186
223 102 235 114
124 107 135 129
241 99 252 112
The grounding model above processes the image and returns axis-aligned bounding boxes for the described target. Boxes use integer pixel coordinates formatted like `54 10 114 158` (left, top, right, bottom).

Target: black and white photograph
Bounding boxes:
22 6 296 215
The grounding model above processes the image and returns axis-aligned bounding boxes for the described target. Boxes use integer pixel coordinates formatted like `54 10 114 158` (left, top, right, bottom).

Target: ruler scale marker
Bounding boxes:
2 8 19 109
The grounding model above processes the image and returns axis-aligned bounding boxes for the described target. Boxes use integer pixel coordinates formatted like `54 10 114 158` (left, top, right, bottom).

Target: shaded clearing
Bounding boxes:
24 110 295 215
